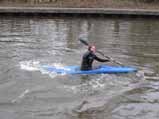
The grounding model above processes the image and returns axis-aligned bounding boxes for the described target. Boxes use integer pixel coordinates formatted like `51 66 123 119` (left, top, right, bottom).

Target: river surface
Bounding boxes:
0 15 159 119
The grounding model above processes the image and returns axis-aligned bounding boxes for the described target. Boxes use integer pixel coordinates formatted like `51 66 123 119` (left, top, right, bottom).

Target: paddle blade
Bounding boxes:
79 38 89 46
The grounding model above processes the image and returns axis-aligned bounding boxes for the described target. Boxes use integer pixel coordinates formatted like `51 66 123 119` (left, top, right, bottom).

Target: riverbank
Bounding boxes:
0 7 159 16
1 0 159 9
0 0 159 16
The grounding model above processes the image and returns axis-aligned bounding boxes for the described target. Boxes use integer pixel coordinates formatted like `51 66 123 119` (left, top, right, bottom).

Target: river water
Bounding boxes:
0 15 159 119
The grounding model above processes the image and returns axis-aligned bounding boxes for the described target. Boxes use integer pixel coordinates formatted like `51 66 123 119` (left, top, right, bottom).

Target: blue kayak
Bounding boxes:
41 65 137 74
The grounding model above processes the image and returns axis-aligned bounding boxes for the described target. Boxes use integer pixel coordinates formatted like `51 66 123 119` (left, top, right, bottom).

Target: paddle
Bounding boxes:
79 38 124 66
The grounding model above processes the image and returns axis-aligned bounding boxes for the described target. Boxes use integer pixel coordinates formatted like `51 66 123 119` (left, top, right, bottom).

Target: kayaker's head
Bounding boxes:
88 45 96 53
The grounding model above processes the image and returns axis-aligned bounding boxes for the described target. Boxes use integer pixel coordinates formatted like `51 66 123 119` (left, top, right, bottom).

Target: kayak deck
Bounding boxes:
42 65 137 74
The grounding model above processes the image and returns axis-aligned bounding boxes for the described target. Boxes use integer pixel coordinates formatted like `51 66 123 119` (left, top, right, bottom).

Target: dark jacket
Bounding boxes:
80 51 109 70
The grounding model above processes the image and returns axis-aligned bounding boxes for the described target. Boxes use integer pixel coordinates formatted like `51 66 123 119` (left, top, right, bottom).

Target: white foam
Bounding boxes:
20 60 40 71
39 63 67 79
20 61 67 79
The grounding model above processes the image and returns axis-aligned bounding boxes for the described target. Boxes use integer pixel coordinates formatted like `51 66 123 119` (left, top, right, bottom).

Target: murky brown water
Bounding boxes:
0 15 159 119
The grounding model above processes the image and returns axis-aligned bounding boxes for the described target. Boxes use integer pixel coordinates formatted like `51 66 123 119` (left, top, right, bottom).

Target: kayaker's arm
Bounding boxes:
94 55 110 62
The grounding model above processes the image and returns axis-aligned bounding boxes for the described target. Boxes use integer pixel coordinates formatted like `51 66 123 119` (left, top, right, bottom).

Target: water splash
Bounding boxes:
39 63 67 79
20 60 40 71
19 61 66 79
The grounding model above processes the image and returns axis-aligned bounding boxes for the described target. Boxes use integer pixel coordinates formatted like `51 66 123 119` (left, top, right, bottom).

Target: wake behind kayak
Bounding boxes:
41 65 137 75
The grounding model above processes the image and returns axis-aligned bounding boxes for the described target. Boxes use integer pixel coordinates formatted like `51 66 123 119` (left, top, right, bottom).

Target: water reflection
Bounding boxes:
128 19 159 70
0 16 158 77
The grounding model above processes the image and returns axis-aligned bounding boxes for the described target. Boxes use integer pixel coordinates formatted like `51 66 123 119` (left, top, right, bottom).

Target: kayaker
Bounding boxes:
80 45 110 70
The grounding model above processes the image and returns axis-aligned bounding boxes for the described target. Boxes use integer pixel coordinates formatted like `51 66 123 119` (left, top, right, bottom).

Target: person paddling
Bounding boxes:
80 45 110 70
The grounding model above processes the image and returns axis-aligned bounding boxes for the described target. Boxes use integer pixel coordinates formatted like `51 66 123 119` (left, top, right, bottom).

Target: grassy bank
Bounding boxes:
0 0 159 9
